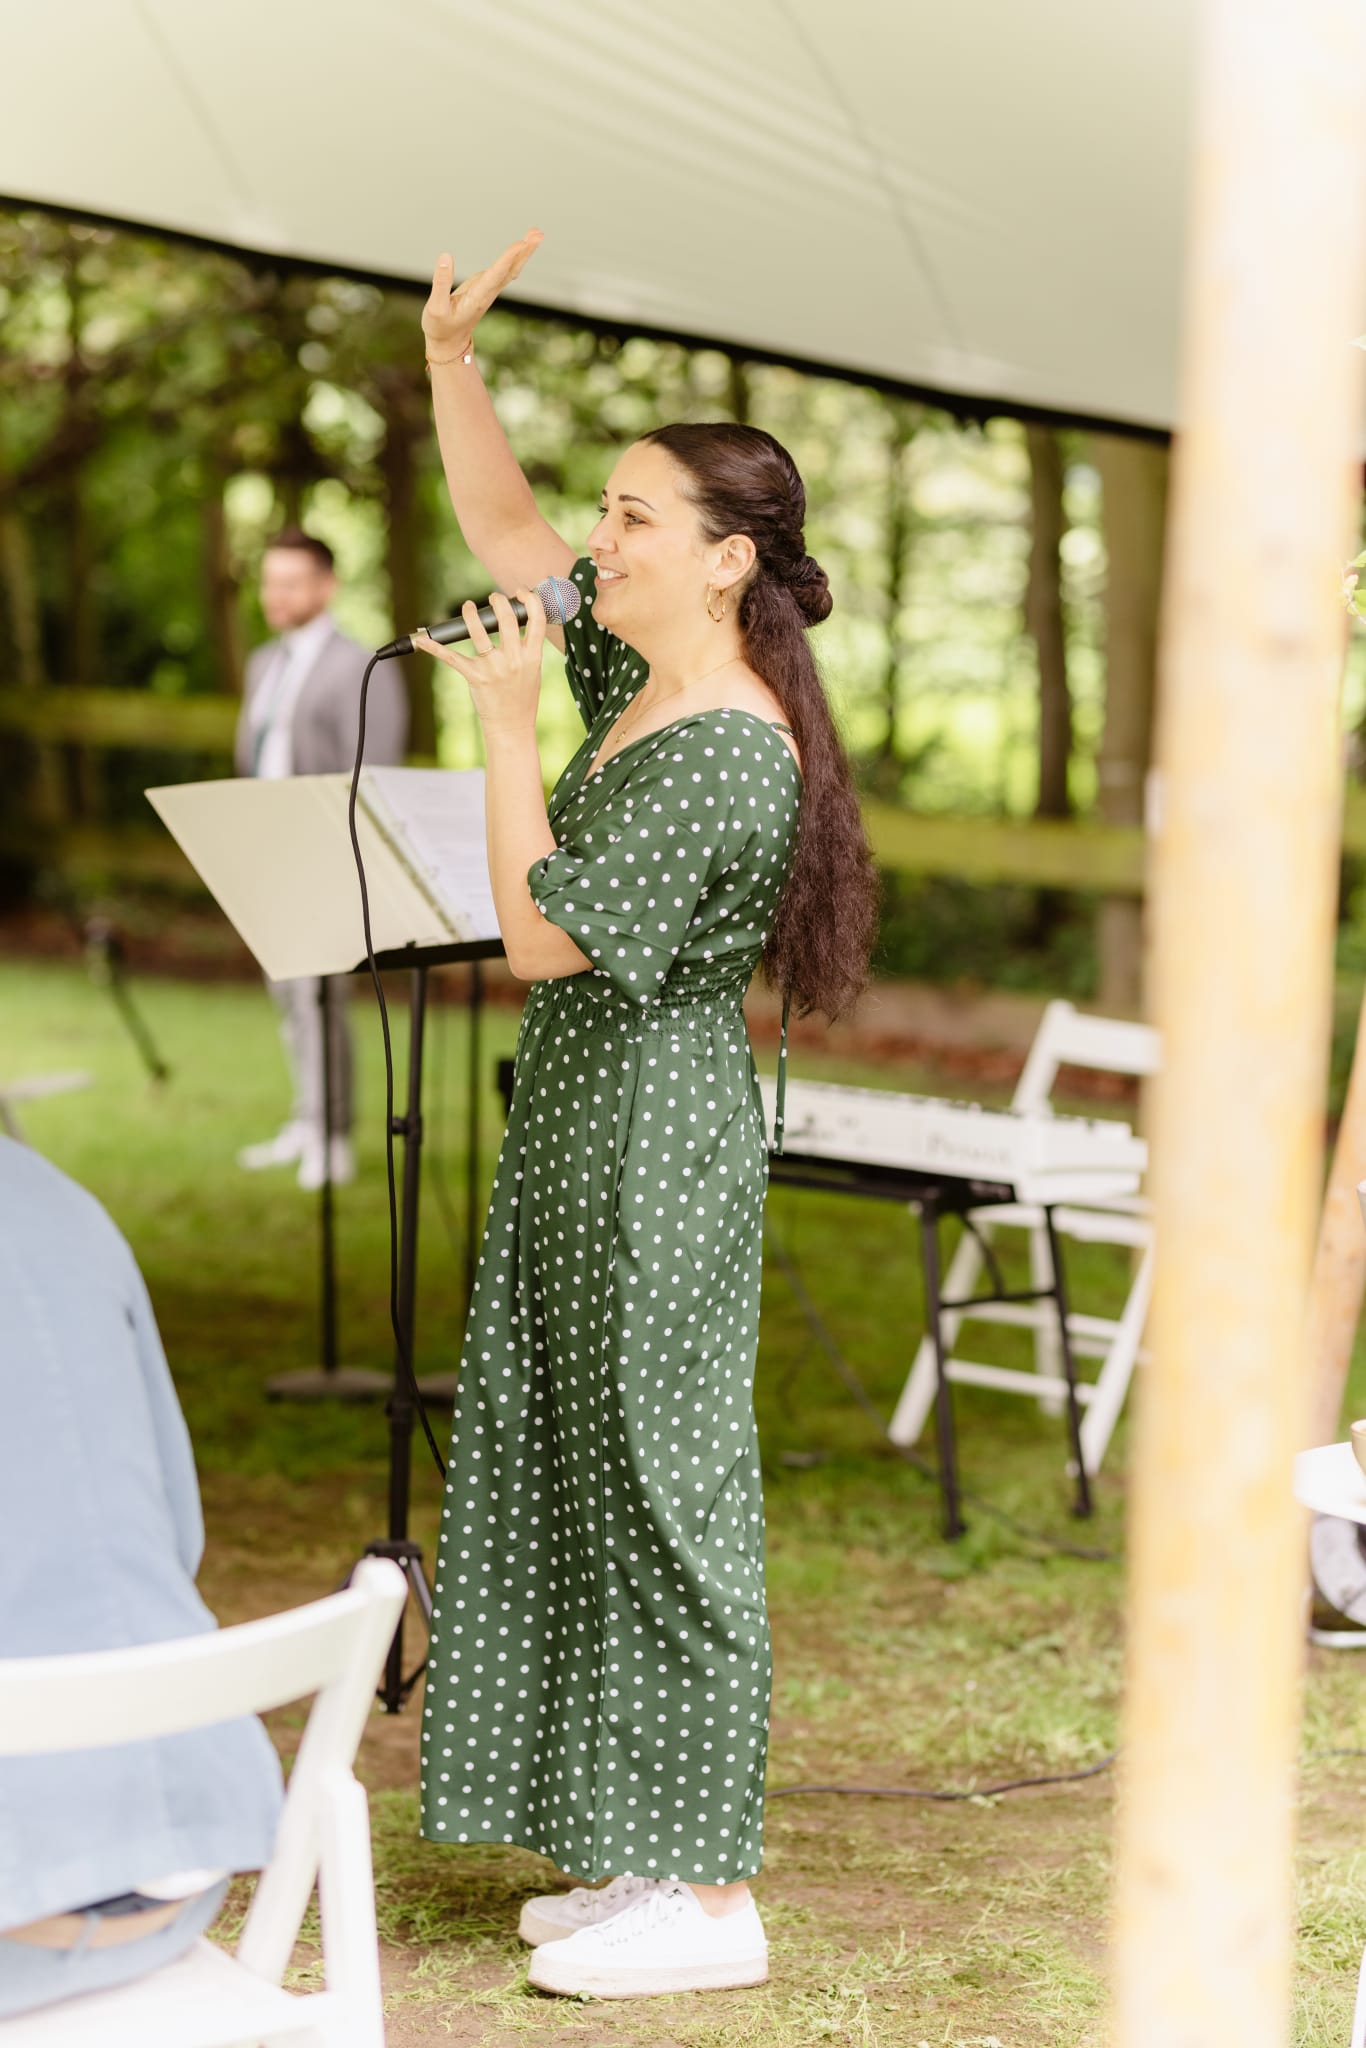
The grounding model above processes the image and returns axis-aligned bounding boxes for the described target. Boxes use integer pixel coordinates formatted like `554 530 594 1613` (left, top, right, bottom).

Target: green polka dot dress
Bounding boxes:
420 557 802 1885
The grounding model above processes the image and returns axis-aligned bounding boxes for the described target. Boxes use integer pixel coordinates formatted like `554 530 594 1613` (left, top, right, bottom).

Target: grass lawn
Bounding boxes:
6 953 1366 2046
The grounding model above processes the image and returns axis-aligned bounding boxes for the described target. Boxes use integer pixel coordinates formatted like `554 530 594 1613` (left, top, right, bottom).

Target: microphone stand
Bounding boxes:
346 939 501 1714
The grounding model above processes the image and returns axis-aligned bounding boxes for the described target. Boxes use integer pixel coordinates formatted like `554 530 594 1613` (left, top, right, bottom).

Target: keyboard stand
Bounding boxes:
767 1154 1093 1539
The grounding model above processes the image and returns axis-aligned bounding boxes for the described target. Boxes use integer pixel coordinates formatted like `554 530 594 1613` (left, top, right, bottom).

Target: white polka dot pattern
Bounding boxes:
419 557 801 1885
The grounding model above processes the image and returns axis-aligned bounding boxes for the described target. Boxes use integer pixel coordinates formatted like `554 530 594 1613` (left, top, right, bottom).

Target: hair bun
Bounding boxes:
787 554 832 625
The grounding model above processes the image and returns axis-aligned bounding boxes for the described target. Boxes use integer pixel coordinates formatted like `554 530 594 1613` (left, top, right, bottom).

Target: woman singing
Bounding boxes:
414 232 878 2000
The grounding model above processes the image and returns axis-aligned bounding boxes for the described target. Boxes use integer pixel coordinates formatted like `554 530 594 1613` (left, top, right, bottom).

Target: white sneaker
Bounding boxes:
519 1874 666 1948
297 1135 355 1191
527 1882 767 1999
237 1121 310 1172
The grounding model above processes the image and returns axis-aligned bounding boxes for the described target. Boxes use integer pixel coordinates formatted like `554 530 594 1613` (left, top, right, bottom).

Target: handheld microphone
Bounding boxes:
376 574 581 660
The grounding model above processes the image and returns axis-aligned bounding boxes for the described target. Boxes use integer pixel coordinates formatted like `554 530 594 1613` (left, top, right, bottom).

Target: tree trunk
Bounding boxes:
0 505 64 829
202 462 245 696
728 356 751 427
61 237 100 822
1024 425 1072 949
0 507 45 692
379 381 430 758
274 467 304 531
1025 424 1071 818
875 398 919 779
1095 436 1169 1012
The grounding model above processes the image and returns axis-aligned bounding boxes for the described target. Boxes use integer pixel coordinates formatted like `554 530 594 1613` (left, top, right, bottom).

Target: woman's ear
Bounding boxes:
714 533 757 590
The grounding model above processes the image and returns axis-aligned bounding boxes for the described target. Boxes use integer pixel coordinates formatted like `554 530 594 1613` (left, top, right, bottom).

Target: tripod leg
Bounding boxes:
919 1198 964 1540
381 1602 406 1715
407 1554 434 1624
89 922 171 1084
1044 1207 1094 1518
356 1539 430 1711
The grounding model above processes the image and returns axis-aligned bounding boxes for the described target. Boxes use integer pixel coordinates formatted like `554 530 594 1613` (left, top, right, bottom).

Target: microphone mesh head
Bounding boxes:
535 576 582 628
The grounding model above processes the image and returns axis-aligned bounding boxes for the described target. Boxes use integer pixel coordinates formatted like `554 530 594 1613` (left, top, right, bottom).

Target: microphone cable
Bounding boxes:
343 576 577 1488
346 654 448 1484
769 1752 1117 1803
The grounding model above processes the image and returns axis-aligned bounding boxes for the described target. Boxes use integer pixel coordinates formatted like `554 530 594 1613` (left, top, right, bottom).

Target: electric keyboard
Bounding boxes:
759 1075 1145 1208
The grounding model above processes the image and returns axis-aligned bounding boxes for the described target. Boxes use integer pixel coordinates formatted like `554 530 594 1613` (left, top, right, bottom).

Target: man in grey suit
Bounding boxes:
234 529 407 1189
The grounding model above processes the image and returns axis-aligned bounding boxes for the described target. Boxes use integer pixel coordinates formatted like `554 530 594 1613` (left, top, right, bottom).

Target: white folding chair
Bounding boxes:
889 999 1159 1476
0 1555 405 2048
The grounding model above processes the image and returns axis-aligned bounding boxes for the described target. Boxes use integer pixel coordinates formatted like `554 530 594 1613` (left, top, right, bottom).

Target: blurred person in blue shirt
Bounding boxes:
0 1137 284 2017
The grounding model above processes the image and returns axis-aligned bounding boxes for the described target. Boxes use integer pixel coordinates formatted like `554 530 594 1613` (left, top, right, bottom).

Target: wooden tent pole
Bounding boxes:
1111 4 1366 2044
1306 983 1366 1447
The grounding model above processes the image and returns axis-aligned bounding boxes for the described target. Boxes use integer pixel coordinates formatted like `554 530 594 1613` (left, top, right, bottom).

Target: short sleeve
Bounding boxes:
559 556 641 727
526 729 723 1002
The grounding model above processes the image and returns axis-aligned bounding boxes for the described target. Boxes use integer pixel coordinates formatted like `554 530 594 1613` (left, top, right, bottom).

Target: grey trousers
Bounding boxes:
265 974 353 1138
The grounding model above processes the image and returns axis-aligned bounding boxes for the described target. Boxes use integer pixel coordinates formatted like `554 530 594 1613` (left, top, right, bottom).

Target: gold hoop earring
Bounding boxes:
706 585 728 624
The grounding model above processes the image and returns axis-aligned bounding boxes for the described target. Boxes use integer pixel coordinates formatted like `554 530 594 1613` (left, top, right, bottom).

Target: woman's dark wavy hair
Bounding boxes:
643 421 878 1022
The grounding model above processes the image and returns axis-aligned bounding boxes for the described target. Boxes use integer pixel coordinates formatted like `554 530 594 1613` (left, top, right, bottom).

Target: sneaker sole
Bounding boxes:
518 1903 576 1947
528 1952 769 1999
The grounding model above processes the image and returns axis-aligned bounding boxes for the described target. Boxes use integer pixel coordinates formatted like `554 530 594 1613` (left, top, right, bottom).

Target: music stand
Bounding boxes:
147 772 505 1711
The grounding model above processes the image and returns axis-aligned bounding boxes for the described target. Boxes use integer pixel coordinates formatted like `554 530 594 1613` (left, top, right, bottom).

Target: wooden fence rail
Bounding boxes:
2 687 1363 896
0 689 237 751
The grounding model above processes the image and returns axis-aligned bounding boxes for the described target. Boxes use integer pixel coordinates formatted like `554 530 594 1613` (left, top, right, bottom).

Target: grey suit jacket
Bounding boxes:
233 622 408 777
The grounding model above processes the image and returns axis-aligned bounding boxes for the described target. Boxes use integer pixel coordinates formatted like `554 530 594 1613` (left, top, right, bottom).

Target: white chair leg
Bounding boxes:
1077 1240 1154 1476
313 1772 386 2048
889 1331 943 1449
1028 1216 1065 1417
1350 1937 1366 2048
888 1213 988 1445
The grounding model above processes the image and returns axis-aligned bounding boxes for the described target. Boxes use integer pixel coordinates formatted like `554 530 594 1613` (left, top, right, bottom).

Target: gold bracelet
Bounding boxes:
425 345 474 376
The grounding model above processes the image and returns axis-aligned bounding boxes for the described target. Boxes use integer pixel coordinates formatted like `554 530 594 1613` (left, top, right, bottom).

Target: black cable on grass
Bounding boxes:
770 1752 1118 1803
782 1749 1366 1811
762 1213 1118 1564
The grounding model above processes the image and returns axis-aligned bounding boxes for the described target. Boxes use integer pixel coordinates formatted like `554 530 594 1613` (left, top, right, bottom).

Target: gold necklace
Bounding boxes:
591 656 742 773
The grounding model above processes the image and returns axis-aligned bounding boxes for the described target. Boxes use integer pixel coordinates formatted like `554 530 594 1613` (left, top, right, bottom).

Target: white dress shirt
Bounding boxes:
247 611 335 779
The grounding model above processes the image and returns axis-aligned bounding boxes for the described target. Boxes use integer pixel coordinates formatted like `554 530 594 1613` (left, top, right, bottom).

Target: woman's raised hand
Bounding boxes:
422 231 544 357
412 589 547 737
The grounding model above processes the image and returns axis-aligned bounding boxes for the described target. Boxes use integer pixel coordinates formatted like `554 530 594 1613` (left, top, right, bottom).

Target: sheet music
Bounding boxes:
358 768 500 943
145 776 457 979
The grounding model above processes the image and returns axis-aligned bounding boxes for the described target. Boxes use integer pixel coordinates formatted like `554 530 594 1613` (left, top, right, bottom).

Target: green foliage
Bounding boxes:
874 873 1099 998
0 206 1108 823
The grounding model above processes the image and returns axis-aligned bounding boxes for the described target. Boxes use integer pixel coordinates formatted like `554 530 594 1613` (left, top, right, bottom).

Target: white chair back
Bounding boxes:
0 1564 399 1754
891 1000 1162 1478
0 1557 405 2044
1012 999 1161 1117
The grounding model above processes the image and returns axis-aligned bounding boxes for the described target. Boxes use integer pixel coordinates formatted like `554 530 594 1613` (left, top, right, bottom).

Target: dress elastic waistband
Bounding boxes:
544 975 746 1032
533 970 791 1153
546 953 756 1013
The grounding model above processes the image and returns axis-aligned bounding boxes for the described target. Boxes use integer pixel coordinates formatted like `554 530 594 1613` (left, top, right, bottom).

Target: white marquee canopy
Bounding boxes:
1 0 1195 433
